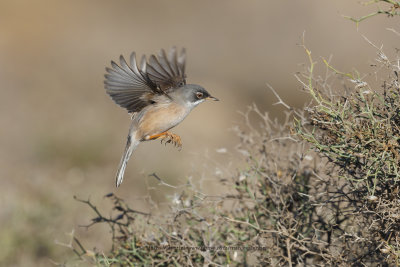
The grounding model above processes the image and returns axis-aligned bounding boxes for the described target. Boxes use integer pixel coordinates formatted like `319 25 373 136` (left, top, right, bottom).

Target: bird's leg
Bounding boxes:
145 132 168 140
145 132 182 150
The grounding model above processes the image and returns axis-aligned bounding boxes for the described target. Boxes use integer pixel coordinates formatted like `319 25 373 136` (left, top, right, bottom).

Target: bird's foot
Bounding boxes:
146 132 182 150
160 132 182 150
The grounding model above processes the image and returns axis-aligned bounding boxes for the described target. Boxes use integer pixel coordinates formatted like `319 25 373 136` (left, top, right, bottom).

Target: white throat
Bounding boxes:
187 99 205 109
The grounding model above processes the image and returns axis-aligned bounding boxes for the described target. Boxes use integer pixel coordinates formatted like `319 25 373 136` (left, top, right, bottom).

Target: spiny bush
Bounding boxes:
294 40 400 265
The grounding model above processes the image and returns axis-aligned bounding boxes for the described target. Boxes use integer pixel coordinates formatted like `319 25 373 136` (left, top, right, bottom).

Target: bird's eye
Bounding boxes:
196 92 203 99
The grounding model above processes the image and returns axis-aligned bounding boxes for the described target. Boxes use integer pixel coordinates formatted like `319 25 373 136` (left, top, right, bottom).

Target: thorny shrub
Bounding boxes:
294 39 400 265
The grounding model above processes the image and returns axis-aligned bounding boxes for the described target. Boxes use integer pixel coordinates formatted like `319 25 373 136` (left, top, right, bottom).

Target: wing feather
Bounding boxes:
167 47 179 76
177 47 186 77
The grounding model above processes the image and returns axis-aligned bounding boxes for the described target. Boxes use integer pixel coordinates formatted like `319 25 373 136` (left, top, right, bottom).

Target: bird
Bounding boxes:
104 47 218 187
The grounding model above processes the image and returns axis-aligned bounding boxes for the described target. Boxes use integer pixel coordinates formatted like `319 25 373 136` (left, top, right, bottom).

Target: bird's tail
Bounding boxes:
115 134 140 187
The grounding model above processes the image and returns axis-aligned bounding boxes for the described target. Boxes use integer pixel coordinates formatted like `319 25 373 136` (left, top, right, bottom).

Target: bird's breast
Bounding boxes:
136 102 189 139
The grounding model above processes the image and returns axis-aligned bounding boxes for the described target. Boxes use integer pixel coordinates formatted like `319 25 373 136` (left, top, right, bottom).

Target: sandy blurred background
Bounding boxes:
0 0 398 265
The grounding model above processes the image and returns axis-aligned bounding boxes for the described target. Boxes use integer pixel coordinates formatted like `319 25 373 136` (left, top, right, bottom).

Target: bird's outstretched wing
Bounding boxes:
104 47 187 113
146 47 186 92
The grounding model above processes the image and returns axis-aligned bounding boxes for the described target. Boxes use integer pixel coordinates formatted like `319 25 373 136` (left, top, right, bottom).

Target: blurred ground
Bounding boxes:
0 0 399 265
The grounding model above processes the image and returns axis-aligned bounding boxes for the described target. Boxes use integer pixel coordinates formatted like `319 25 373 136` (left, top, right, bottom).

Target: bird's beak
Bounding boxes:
206 96 219 101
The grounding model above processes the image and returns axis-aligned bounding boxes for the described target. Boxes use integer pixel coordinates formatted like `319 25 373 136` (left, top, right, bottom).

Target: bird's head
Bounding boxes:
173 84 218 108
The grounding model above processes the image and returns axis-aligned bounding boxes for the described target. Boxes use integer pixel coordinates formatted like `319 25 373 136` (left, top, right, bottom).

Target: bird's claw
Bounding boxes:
158 132 182 150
